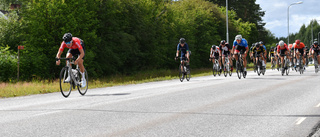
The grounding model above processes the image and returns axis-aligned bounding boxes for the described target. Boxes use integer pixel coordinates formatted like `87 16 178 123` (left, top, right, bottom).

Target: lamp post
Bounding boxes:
287 1 303 44
226 0 229 43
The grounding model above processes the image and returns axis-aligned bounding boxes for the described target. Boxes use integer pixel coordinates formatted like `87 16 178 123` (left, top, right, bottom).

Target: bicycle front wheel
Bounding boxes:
78 69 88 96
186 68 191 81
59 67 72 98
179 64 184 82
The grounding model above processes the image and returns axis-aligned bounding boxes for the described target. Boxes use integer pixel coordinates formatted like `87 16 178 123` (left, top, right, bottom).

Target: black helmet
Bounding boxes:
270 46 274 49
220 40 226 45
179 38 185 44
212 45 217 50
314 41 318 45
63 33 73 43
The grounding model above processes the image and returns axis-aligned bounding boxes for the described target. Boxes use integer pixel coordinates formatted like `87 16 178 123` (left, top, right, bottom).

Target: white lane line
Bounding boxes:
295 117 307 125
315 103 320 107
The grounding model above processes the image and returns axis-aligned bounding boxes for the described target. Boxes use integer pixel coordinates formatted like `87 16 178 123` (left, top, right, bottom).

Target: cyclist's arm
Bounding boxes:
176 50 179 57
77 49 85 60
56 50 63 59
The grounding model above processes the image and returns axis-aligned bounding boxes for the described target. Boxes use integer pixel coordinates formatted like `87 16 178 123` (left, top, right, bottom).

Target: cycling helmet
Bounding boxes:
220 40 226 45
279 40 284 47
63 33 73 43
179 38 185 44
270 46 274 49
314 41 318 45
212 45 217 50
235 35 242 41
295 39 300 45
259 41 264 45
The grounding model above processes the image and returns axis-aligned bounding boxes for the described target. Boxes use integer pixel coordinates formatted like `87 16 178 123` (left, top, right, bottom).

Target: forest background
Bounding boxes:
0 0 319 82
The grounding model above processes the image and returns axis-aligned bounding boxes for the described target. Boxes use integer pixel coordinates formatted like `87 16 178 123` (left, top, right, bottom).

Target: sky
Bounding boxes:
256 0 320 38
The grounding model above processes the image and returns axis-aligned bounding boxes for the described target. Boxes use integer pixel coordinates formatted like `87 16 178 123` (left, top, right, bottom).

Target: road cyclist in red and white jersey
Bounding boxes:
210 44 222 72
276 40 290 72
55 33 86 87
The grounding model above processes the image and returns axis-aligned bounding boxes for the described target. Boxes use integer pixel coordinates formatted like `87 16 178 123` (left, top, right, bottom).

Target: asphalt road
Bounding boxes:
0 67 320 137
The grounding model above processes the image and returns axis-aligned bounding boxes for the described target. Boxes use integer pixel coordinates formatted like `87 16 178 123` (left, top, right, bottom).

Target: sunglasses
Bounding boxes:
65 41 72 44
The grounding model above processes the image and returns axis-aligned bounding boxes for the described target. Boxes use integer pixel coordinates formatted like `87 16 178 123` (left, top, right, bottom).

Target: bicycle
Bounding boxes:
313 53 319 73
270 56 276 70
296 54 304 74
176 57 190 82
255 54 265 76
235 52 246 79
210 57 221 77
222 55 232 77
280 54 290 76
57 57 88 97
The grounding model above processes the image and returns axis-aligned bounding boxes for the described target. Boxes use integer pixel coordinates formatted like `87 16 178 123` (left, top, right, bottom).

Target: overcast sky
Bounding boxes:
256 0 320 38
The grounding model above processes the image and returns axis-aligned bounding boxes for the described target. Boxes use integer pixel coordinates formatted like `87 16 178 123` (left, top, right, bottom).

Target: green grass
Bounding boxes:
1 61 311 98
0 68 213 98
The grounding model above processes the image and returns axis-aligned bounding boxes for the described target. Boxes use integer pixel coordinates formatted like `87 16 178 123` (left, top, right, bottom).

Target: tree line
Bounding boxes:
0 0 272 82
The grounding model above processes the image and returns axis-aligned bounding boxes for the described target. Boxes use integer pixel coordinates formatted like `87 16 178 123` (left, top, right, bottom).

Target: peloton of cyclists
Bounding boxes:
232 35 249 74
210 44 222 72
219 40 233 71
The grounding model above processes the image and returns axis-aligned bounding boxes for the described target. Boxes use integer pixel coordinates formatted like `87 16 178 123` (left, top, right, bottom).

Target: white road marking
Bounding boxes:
295 117 306 125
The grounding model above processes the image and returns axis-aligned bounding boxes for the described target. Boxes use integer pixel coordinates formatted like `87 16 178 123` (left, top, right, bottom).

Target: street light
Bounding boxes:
226 0 229 43
287 1 303 44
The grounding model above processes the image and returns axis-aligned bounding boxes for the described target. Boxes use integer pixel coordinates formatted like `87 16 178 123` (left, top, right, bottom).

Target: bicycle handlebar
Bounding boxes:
56 57 76 61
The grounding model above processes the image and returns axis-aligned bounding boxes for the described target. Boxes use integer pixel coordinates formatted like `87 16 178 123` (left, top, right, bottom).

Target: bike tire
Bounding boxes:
179 64 184 82
213 64 217 76
59 67 72 98
77 69 88 96
236 62 241 79
186 69 191 81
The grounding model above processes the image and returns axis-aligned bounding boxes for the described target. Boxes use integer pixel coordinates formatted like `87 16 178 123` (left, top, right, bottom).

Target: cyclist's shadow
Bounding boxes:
85 93 131 97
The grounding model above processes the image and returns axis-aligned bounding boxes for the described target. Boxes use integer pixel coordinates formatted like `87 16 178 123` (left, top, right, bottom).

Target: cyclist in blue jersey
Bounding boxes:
232 35 249 74
176 38 190 70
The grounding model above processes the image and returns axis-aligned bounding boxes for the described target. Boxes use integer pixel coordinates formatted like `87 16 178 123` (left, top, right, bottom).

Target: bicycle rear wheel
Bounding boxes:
78 69 88 95
59 67 72 98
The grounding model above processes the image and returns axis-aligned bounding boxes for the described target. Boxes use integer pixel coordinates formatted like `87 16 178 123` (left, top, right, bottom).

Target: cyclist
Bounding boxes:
219 40 233 71
210 44 222 72
56 33 86 87
274 43 280 70
277 40 290 72
269 46 275 69
293 39 306 69
310 41 320 69
232 34 249 74
252 42 266 69
249 43 256 67
176 38 190 71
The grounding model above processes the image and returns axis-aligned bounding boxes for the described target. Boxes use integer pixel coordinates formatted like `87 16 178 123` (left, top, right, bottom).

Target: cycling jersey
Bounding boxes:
233 38 248 53
293 42 305 49
311 45 320 55
59 37 83 51
277 43 289 56
252 46 265 54
211 46 220 59
177 43 190 58
219 43 231 55
269 49 275 57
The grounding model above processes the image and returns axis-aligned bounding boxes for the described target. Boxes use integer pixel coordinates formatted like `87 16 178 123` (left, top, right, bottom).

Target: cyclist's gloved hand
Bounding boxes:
175 56 178 61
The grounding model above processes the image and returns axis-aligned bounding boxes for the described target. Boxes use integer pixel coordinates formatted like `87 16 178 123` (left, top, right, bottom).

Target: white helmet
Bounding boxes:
279 40 284 47
235 35 242 41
